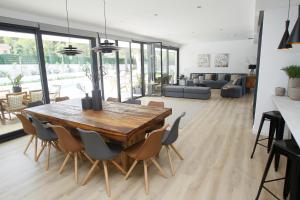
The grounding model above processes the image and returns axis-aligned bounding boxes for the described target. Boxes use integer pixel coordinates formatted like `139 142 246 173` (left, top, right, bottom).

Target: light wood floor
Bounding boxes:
0 92 286 200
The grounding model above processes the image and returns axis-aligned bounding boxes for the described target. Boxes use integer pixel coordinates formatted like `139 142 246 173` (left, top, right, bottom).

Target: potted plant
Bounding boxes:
281 65 300 100
1 72 24 93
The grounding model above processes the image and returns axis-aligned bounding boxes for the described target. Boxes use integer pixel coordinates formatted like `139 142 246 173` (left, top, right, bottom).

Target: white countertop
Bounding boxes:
272 96 300 144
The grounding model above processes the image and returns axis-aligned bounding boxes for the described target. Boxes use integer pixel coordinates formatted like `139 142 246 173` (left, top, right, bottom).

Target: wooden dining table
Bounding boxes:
24 99 172 169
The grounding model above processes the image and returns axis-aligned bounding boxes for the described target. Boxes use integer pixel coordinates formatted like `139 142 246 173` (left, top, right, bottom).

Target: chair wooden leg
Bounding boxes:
166 145 175 176
103 161 111 197
110 160 126 175
74 152 78 184
34 135 38 161
59 152 71 174
124 160 138 180
81 160 99 186
143 160 149 194
150 158 167 178
36 142 47 161
24 135 34 154
170 144 184 160
46 142 51 171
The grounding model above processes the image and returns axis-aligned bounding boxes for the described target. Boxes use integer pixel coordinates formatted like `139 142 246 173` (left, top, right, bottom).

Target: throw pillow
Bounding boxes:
230 74 240 81
205 74 213 80
198 75 204 83
232 78 241 85
193 78 199 84
218 74 225 81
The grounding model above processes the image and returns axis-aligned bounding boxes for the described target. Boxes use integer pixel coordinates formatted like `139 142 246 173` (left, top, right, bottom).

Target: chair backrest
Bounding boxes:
77 128 116 160
31 116 54 141
163 112 186 144
49 125 83 152
6 92 27 109
27 101 44 108
107 97 118 102
135 125 168 160
124 99 141 105
16 113 36 135
0 89 10 99
147 101 164 108
55 96 69 102
29 90 43 102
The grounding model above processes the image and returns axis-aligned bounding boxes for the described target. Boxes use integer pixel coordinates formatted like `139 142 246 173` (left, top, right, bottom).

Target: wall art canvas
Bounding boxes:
215 53 229 67
197 54 210 68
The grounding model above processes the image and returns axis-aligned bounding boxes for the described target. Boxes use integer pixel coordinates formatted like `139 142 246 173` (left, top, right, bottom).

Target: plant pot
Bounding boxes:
12 86 22 93
287 78 300 101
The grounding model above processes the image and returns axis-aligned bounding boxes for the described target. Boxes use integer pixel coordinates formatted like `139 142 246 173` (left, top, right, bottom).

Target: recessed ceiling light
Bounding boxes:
154 13 158 16
219 28 223 31
197 5 202 8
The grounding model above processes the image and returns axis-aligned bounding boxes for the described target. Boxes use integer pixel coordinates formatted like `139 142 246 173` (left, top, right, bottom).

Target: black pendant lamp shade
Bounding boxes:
58 0 82 56
278 20 293 49
57 45 83 56
92 0 119 53
288 5 300 44
92 33 119 53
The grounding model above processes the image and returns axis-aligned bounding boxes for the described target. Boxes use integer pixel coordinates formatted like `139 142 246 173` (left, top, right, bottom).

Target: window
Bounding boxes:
0 30 42 135
118 41 132 101
42 34 93 101
101 39 118 100
131 43 142 97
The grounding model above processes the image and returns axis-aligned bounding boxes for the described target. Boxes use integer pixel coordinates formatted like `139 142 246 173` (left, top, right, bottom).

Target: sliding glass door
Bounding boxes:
143 42 162 96
168 49 178 84
101 39 118 100
42 34 93 101
131 43 142 98
0 29 42 135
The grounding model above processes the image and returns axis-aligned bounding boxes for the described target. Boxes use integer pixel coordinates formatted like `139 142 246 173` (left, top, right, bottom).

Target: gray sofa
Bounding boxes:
163 85 211 100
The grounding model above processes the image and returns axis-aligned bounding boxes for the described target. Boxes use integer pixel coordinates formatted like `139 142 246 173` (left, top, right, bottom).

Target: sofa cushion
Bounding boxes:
198 75 204 82
217 74 226 81
163 85 185 92
230 74 241 81
184 86 210 94
205 74 213 80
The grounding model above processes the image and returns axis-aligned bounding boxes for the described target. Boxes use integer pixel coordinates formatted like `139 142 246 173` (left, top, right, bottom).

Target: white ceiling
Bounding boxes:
0 0 257 45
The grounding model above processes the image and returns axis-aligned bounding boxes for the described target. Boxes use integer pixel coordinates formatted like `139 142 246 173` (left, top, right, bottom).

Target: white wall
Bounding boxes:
253 6 300 134
180 40 257 76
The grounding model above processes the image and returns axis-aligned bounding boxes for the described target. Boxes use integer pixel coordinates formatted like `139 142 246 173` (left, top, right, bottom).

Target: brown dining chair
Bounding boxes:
124 125 169 194
55 96 69 102
16 113 38 160
49 125 95 183
106 97 118 102
147 101 164 108
147 101 165 132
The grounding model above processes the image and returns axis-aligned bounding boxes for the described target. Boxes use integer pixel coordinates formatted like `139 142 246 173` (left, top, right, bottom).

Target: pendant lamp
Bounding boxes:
288 5 300 44
92 0 119 53
58 0 83 56
278 0 292 49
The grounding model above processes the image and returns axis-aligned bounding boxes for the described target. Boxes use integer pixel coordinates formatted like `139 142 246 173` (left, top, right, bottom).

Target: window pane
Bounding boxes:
131 43 142 97
168 50 178 84
118 41 131 101
101 39 118 100
42 34 93 101
0 30 41 135
162 48 169 84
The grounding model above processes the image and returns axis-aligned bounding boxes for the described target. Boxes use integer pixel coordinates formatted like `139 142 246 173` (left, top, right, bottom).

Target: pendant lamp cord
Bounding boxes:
103 0 108 40
287 0 291 20
65 0 70 44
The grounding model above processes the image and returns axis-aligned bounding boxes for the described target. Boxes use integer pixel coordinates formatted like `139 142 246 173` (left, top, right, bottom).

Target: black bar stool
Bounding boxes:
251 111 285 170
255 139 300 200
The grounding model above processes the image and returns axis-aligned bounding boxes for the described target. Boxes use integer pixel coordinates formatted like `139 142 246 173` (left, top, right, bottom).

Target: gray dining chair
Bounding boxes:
123 99 141 105
77 128 126 197
31 116 58 170
161 112 186 176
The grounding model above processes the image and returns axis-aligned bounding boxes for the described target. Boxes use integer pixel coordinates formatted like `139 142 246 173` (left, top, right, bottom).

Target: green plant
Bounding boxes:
0 72 24 86
281 65 300 78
